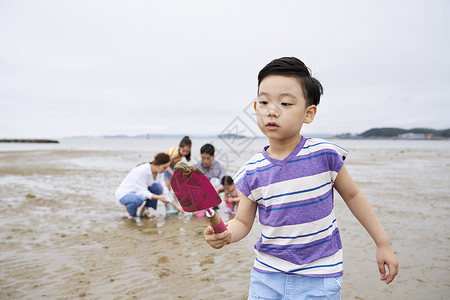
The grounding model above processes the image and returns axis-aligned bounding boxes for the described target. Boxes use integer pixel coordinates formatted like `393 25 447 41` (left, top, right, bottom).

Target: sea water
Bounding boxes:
1 136 448 167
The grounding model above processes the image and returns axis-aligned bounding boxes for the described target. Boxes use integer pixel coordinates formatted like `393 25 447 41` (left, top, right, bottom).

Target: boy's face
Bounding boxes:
255 75 316 143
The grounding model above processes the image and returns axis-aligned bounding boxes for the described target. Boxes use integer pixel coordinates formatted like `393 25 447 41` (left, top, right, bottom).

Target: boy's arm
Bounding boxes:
204 193 257 249
334 165 399 284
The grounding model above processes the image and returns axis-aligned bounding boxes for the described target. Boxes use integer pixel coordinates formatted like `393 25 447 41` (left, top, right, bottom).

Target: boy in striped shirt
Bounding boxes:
204 57 398 299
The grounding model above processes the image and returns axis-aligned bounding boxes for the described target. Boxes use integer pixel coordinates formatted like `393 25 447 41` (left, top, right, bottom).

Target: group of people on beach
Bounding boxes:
114 56 399 299
114 136 240 219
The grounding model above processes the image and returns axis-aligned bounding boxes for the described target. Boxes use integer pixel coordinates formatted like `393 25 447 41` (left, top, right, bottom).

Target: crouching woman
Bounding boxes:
115 153 184 218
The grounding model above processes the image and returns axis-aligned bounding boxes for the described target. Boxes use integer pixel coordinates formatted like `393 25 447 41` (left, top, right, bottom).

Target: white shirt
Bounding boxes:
115 163 170 203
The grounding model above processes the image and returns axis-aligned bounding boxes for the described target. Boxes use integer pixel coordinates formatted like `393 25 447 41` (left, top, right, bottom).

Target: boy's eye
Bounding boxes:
281 102 292 107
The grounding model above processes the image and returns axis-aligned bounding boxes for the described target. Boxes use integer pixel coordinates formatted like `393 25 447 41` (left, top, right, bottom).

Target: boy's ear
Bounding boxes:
304 105 317 124
253 101 257 110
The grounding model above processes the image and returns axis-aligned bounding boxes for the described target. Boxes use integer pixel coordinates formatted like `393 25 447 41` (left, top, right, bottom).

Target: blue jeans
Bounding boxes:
248 269 342 300
119 183 163 217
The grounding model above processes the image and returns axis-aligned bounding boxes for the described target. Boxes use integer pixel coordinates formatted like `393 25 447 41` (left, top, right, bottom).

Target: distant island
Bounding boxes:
0 139 59 143
336 127 449 139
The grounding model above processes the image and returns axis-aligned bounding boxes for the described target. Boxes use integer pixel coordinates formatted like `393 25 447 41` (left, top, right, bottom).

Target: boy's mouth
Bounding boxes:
265 122 279 129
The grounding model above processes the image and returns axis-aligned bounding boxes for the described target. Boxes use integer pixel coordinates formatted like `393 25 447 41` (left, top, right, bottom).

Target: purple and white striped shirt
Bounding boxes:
233 137 348 277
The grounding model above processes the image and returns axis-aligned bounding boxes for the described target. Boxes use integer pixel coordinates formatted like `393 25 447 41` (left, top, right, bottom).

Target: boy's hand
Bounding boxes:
204 225 232 249
376 244 399 284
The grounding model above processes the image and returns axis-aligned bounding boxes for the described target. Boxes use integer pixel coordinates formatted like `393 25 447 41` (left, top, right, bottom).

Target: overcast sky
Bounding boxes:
1 0 449 139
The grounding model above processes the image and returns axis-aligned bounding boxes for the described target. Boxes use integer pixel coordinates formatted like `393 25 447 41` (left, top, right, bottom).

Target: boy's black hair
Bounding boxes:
200 143 215 156
257 57 323 106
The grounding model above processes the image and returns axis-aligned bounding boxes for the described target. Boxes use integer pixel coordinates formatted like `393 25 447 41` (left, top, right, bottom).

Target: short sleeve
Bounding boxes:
326 143 348 182
233 165 253 200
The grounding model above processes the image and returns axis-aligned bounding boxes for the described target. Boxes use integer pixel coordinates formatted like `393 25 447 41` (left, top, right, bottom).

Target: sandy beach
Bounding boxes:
0 140 449 299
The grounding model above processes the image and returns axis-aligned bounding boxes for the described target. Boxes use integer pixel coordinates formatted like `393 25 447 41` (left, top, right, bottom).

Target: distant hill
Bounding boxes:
358 127 449 138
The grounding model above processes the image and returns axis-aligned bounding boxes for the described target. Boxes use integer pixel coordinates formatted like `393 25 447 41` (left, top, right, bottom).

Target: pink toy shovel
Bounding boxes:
170 163 227 233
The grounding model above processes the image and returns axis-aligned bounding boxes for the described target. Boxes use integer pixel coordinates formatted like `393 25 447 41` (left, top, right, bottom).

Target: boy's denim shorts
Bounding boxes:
248 269 342 300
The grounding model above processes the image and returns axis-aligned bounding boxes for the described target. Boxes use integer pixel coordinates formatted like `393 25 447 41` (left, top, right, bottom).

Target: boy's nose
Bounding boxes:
266 104 280 117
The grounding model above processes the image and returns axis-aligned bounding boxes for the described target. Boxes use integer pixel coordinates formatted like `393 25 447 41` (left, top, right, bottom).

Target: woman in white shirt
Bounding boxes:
115 153 184 218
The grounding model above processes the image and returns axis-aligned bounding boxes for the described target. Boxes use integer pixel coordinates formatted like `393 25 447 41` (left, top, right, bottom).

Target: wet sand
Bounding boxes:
0 145 449 299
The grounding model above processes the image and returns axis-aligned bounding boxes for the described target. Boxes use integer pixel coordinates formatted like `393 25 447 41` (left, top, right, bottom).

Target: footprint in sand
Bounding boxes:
158 268 171 279
157 256 170 264
199 254 214 266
